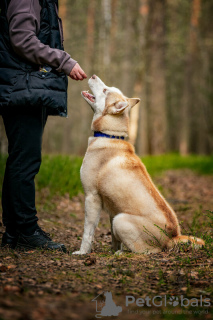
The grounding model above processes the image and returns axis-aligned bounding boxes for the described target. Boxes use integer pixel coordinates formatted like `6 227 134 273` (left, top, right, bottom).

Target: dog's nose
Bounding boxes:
91 74 96 79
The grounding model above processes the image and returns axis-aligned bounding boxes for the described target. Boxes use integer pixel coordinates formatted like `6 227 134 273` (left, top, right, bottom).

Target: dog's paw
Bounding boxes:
72 251 83 255
114 250 123 256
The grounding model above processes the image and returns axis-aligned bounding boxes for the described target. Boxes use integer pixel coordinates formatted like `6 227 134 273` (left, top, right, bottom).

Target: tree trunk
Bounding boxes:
179 0 201 155
147 0 167 154
135 0 149 154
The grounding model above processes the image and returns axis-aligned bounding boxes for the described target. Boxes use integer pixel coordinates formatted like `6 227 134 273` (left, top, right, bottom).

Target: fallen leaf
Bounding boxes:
84 257 96 266
0 265 7 272
7 265 16 270
4 285 20 293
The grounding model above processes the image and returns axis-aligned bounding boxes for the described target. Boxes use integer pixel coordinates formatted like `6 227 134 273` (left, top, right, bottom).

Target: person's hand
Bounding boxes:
69 63 87 81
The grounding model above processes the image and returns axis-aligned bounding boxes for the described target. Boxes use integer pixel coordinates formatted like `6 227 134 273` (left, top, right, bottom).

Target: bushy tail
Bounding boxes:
167 235 205 249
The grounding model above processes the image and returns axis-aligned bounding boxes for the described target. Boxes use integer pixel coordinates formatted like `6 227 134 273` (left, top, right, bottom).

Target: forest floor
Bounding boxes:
0 169 212 320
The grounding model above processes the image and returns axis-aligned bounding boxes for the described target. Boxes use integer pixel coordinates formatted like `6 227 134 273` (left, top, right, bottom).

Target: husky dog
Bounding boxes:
73 75 204 255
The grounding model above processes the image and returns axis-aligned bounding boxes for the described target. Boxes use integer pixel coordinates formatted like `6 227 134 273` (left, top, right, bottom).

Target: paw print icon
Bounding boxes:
168 296 179 307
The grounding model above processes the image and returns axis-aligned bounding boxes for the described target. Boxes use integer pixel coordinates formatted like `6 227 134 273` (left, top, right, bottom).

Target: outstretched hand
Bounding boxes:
69 63 87 81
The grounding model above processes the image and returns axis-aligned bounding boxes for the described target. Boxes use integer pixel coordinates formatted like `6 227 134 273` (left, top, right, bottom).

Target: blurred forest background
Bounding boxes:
0 0 213 156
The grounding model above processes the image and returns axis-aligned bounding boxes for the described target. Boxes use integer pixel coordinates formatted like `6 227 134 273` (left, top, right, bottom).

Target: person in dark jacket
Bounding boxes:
0 0 87 252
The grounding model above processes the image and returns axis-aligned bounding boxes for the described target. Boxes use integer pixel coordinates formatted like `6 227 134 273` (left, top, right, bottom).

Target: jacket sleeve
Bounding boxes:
7 0 77 75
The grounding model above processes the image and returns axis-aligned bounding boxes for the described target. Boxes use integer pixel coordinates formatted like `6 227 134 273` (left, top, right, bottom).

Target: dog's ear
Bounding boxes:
107 98 140 115
127 98 140 108
108 101 129 115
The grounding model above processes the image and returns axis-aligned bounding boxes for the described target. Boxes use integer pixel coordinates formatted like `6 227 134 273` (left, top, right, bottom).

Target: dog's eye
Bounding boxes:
103 88 107 93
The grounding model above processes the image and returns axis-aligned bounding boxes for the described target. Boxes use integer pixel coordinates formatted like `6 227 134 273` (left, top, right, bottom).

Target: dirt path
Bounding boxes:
0 170 212 319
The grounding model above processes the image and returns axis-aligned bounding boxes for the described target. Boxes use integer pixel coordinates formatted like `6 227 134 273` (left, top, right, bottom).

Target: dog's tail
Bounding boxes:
167 235 205 249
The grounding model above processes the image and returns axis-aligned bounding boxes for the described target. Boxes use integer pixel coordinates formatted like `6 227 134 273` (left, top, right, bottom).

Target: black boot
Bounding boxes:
16 226 66 253
1 232 18 249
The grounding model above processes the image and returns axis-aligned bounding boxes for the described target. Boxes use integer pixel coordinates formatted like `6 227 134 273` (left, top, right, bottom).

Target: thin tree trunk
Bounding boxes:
86 0 96 68
110 0 118 58
147 0 167 154
135 0 149 154
179 0 201 155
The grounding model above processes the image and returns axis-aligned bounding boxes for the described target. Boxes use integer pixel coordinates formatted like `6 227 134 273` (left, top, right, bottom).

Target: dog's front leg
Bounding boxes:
110 216 121 252
72 193 102 255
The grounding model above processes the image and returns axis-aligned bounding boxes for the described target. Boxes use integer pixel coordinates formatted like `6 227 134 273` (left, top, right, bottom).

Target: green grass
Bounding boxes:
142 153 213 176
0 153 212 199
202 210 213 258
36 154 83 198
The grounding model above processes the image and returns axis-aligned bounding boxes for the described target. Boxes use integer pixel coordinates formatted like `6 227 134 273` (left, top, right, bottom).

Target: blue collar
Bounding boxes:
94 131 125 140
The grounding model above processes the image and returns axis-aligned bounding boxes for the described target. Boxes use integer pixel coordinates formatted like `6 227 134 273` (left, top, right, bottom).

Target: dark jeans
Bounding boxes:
1 106 47 235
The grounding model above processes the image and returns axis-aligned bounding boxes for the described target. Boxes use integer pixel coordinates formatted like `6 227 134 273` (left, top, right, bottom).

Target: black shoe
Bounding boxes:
16 227 67 253
1 232 18 249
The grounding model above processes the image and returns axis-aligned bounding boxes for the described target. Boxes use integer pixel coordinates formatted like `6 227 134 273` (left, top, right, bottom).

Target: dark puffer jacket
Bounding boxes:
0 0 68 117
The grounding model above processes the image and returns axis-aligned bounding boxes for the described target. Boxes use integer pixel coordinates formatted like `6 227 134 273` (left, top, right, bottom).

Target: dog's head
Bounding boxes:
81 75 140 136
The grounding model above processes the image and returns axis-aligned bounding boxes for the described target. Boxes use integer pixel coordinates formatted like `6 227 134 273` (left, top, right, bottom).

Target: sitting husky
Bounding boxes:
73 75 204 255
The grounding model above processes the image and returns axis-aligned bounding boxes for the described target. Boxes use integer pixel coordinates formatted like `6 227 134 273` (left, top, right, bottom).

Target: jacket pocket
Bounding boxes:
29 71 67 92
8 70 68 116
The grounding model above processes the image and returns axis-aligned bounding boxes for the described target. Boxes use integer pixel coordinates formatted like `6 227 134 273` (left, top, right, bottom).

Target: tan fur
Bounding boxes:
92 114 129 137
167 235 205 249
73 76 205 255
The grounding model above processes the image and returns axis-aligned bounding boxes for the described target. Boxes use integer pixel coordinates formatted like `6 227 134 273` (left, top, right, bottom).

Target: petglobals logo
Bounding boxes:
92 291 122 318
126 295 211 308
91 292 211 318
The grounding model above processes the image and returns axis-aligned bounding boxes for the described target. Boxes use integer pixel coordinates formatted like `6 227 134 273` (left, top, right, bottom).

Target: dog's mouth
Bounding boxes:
82 91 95 103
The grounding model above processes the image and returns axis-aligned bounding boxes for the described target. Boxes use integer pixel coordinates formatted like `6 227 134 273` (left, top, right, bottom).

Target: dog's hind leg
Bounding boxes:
113 213 165 254
72 194 102 255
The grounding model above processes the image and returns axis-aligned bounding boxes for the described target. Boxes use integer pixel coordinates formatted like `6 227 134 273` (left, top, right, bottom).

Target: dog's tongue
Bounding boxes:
82 91 95 102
